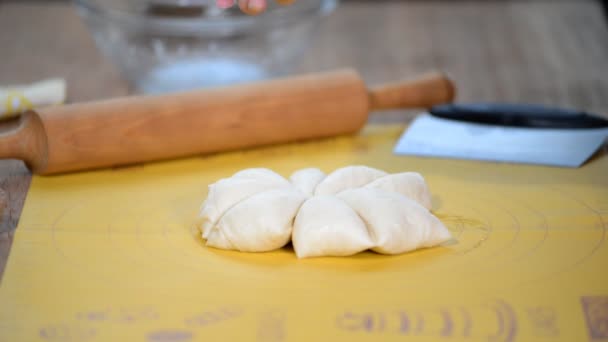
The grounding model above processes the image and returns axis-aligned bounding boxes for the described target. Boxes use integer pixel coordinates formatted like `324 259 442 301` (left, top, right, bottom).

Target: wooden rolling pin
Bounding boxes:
0 69 454 175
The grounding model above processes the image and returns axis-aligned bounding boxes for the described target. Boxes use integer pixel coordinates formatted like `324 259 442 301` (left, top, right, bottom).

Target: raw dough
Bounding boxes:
289 168 326 197
292 195 374 258
314 165 387 196
198 165 451 258
365 172 433 210
208 188 306 252
199 168 290 239
337 188 450 254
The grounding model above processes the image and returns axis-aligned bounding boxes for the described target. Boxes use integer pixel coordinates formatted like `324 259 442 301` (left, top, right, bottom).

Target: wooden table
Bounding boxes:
1 0 607 280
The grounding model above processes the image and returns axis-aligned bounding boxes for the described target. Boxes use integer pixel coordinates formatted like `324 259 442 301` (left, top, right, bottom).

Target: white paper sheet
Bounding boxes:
394 114 608 168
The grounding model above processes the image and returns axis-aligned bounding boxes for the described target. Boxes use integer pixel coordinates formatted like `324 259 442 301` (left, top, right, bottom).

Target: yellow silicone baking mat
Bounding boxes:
1 124 607 341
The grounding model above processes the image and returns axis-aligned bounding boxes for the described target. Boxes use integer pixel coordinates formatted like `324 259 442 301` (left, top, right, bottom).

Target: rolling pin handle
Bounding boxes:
0 111 48 172
368 71 456 110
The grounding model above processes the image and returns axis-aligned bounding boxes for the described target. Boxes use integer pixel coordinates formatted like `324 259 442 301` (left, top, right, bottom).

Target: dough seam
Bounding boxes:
204 186 293 245
316 175 383 196
346 201 378 248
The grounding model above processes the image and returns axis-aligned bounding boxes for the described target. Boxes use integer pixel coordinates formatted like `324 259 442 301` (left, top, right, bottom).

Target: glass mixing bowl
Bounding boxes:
74 0 337 94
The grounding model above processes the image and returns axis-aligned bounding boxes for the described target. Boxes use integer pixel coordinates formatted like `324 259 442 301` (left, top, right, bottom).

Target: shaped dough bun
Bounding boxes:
314 166 387 196
338 188 450 254
208 189 306 252
365 172 433 210
199 168 290 239
198 166 451 257
292 195 374 258
289 168 326 197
